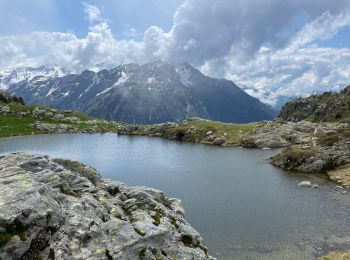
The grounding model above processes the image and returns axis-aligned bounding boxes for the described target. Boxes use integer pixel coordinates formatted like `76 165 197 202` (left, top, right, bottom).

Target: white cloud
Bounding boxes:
222 45 350 106
83 3 103 24
289 12 350 50
217 12 350 106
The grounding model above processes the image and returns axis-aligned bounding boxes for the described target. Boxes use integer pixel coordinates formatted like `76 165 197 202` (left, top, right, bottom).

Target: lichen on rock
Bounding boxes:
0 153 213 259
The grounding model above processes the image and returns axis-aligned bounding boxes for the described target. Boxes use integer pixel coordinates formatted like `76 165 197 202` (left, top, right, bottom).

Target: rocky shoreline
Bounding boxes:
2 103 350 188
116 119 350 186
0 153 213 259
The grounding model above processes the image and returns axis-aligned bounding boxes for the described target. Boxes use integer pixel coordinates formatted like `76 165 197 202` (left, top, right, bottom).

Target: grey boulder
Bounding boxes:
0 153 213 259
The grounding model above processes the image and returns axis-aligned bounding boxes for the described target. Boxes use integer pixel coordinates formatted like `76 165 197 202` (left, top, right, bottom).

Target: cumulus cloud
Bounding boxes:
215 11 350 106
164 0 350 64
222 45 350 106
1 0 350 106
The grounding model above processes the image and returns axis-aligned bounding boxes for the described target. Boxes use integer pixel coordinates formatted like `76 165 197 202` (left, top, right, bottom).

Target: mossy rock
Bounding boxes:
0 218 27 248
318 129 350 146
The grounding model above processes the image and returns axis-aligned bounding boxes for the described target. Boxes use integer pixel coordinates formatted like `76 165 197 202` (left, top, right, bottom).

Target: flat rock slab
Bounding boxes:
0 153 213 259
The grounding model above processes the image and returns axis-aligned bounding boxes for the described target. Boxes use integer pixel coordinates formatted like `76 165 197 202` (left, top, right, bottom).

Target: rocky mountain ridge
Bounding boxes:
5 61 275 124
0 66 69 90
279 85 350 122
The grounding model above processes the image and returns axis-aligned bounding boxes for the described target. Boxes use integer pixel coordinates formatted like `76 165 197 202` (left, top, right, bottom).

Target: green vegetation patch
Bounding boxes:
0 104 118 138
318 129 350 146
161 119 262 146
0 114 42 137
270 145 317 171
181 234 193 247
279 146 316 161
0 218 27 247
134 227 145 237
151 211 161 226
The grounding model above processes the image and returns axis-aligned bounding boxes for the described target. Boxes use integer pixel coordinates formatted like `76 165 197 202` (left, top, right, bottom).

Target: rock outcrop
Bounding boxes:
278 85 350 122
0 90 24 105
0 153 212 259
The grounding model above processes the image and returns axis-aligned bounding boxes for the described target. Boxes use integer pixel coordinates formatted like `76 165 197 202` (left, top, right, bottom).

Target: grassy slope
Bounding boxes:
119 118 264 147
163 119 263 146
0 102 264 147
0 104 118 138
319 250 350 260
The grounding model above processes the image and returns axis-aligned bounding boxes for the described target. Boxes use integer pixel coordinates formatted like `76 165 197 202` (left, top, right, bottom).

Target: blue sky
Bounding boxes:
316 27 350 48
0 0 182 39
0 0 350 106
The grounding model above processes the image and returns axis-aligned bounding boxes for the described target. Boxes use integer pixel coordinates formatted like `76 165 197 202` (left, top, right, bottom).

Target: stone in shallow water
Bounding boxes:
298 181 312 187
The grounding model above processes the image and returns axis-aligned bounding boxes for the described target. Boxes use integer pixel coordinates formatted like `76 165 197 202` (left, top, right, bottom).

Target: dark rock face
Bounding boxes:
278 86 350 122
7 61 275 124
0 90 24 105
0 153 213 259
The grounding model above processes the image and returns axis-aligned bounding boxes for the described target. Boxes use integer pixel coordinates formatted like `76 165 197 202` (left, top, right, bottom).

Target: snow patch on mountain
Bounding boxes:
96 87 113 97
115 72 129 86
84 74 99 94
46 87 57 97
176 66 194 87
147 77 156 84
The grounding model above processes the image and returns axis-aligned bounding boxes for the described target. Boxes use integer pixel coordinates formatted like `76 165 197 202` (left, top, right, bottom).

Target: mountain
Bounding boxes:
5 61 276 124
0 65 69 90
278 85 350 122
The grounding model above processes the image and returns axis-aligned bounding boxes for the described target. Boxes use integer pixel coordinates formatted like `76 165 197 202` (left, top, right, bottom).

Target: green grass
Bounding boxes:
161 119 263 146
318 129 350 146
0 104 119 138
0 115 42 137
1 104 262 148
283 146 316 159
270 145 317 171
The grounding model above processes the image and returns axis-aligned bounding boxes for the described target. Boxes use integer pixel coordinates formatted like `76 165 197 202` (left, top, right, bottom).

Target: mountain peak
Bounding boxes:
6 61 276 124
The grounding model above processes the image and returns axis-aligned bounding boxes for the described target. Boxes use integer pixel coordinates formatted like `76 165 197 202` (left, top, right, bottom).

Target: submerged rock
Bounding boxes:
0 153 213 259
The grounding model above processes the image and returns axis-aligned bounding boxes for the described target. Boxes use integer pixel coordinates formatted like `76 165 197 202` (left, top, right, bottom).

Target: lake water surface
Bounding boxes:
1 133 350 259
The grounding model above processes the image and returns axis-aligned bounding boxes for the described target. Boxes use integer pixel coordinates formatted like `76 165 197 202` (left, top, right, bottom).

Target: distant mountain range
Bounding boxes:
0 66 70 90
2 61 276 124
